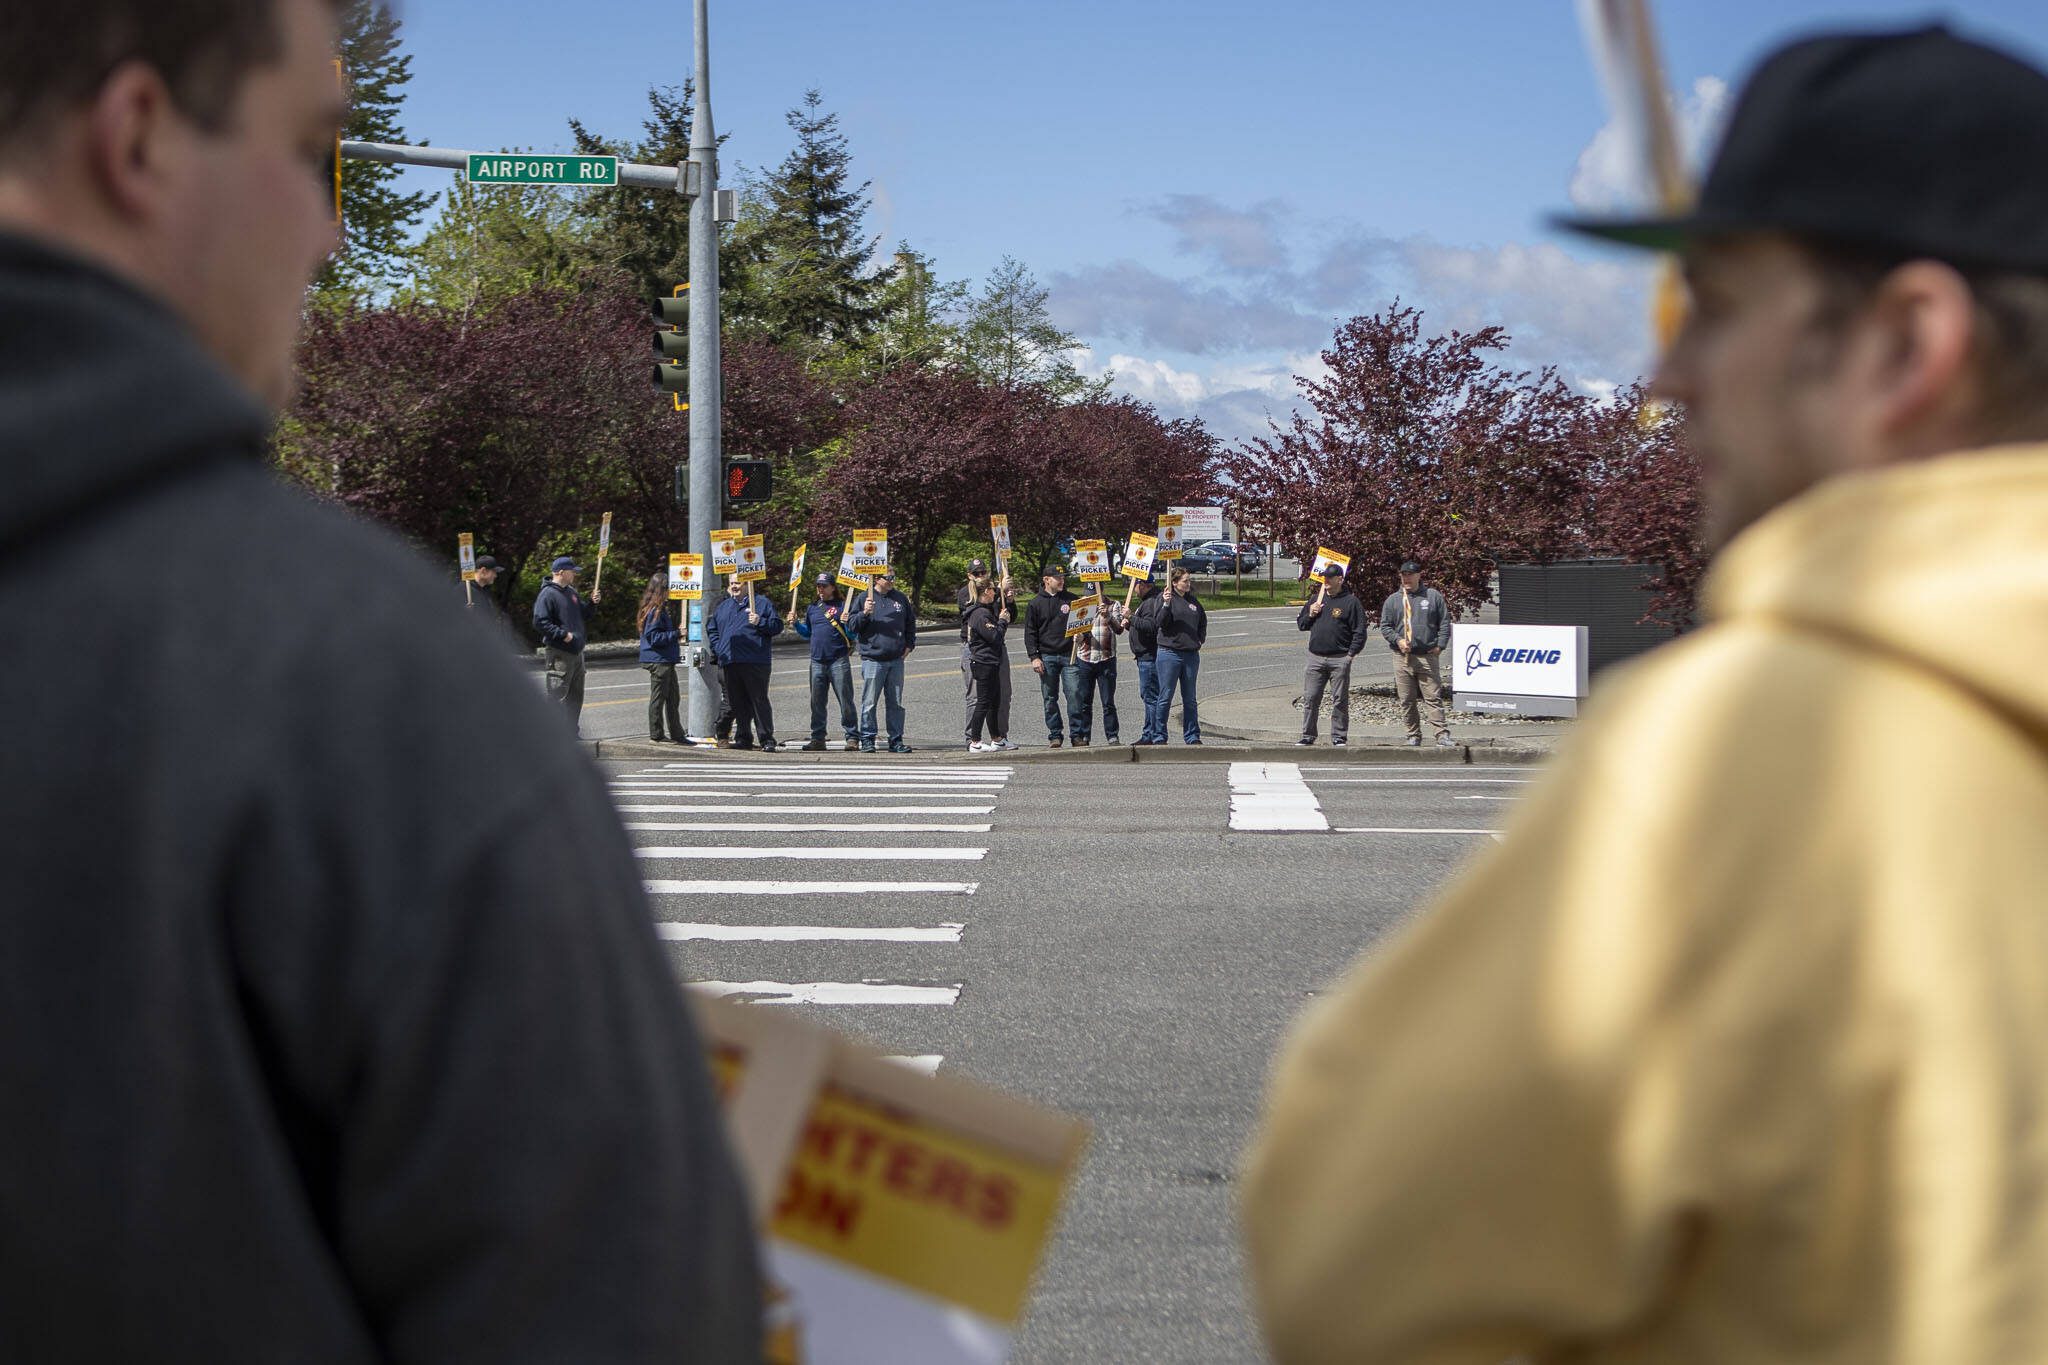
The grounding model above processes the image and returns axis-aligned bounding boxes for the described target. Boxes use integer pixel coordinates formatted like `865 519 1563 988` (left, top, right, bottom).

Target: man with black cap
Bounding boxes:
795 571 858 750
1295 563 1370 747
533 555 600 730
1377 560 1452 747
1248 27 2048 1363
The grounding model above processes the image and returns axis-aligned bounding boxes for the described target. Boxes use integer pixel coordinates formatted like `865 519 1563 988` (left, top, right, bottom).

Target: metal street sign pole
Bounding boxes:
685 0 723 738
340 139 699 193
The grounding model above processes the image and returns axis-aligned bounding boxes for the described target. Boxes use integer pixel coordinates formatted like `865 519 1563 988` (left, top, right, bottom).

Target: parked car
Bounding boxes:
1179 542 1238 574
1209 540 1265 570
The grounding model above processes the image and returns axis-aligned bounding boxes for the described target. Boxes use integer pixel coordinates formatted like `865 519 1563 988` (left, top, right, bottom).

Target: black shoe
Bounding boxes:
1186 738 1204 745
1294 737 1314 746
651 736 666 743
801 739 827 751
889 742 914 754
1071 738 1090 748
759 739 778 753
860 742 876 753
731 741 756 751
1132 738 1161 746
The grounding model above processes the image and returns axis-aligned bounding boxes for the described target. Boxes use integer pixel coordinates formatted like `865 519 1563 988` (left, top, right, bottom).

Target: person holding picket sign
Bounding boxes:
794 572 859 750
1155 566 1208 744
961 579 1011 751
635 572 685 743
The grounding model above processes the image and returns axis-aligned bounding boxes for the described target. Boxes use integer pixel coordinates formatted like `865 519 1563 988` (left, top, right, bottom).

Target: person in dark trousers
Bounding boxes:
1071 592 1126 746
706 578 783 750
636 571 685 742
961 579 1011 750
1297 563 1371 746
1126 575 1168 744
956 559 1018 751
532 555 598 731
794 571 859 750
1024 566 1082 747
0 0 760 1357
847 569 917 752
1155 566 1208 744
1379 559 1454 747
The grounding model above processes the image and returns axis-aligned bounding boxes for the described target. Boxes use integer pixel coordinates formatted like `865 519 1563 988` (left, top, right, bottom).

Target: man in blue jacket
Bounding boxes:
847 569 918 753
706 579 783 750
794 572 859 750
532 556 599 731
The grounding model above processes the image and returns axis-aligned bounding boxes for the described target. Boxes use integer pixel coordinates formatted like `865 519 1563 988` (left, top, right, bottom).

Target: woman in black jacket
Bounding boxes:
961 580 1011 751
1155 566 1208 744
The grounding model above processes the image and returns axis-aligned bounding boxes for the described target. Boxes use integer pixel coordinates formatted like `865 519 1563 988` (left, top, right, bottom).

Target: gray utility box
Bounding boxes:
1496 559 1684 676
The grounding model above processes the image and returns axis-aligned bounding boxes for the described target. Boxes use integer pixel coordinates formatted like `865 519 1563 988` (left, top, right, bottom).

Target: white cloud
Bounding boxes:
1150 194 1292 273
1568 75 1730 214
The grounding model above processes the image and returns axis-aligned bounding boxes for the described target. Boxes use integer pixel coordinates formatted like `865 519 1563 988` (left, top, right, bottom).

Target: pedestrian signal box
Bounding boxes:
725 460 772 506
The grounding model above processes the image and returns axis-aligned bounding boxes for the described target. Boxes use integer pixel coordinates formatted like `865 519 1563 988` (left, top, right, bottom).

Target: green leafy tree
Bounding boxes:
404 176 586 314
314 0 433 299
956 255 1101 400
724 90 893 353
839 244 965 378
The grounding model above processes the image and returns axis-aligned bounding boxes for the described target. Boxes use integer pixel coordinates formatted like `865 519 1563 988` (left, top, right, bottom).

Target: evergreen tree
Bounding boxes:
314 0 433 299
724 90 893 353
957 256 1101 400
567 85 693 301
831 244 965 379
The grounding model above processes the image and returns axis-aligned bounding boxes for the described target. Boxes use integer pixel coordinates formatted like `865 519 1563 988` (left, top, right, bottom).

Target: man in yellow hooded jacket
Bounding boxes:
1242 26 2048 1363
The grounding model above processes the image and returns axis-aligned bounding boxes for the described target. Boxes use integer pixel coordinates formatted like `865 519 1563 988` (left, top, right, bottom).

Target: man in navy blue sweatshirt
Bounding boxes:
847 569 918 753
706 578 783 750
532 556 599 731
794 572 859 750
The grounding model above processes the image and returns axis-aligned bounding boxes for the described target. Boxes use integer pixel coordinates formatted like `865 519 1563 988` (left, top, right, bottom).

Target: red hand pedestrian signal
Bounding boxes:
724 460 772 505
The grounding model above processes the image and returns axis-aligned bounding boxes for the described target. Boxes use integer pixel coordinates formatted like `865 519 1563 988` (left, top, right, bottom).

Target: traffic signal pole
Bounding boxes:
685 0 723 739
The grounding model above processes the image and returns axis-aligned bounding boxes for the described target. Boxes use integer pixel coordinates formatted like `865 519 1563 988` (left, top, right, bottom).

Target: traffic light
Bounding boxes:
653 282 689 411
725 460 772 506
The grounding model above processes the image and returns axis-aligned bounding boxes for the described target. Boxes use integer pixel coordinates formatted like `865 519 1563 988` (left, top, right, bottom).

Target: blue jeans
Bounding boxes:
1073 656 1119 742
1136 656 1164 742
1155 647 1201 742
859 656 906 745
1037 652 1082 740
809 655 857 742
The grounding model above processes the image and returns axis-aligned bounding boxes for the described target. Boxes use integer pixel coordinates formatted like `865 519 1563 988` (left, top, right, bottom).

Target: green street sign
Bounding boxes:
465 153 619 186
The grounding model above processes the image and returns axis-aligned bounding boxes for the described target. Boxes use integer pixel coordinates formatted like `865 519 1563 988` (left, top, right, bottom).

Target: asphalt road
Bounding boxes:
570 598 1396 749
611 750 1543 1361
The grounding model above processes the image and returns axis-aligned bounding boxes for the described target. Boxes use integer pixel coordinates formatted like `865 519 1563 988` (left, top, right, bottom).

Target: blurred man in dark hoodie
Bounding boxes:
0 0 758 1358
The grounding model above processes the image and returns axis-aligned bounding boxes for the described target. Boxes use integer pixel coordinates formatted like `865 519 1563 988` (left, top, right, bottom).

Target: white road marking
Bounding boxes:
1306 778 1531 784
612 783 1006 794
658 764 1011 775
1331 826 1502 835
616 775 1007 785
616 804 997 815
885 1055 944 1074
1454 795 1520 801
623 822 993 833
658 922 964 942
691 980 961 1005
644 880 980 895
636 846 985 861
613 789 1004 801
1228 761 1329 831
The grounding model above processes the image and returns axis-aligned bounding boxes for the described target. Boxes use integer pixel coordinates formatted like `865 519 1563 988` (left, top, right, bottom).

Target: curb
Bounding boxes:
586 738 1546 765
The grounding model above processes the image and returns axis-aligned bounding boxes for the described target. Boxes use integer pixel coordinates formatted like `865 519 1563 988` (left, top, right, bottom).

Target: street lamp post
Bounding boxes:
685 0 724 737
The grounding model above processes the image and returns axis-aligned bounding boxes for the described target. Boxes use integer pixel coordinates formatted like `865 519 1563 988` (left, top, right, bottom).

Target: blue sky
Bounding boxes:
382 1 2048 442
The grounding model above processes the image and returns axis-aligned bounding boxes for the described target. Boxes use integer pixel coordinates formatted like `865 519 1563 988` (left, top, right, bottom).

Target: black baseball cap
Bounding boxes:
474 555 500 572
1558 27 2048 274
968 558 989 574
813 571 834 585
1399 560 1421 574
1320 563 1345 578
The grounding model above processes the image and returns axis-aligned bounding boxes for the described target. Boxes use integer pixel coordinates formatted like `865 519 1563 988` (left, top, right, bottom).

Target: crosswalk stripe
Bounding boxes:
1330 826 1502 835
612 786 1006 796
690 981 961 1005
645 880 979 895
616 804 996 815
636 846 985 861
657 923 964 942
656 765 1012 774
1229 761 1329 831
885 1055 944 1074
1308 778 1531 784
623 822 994 833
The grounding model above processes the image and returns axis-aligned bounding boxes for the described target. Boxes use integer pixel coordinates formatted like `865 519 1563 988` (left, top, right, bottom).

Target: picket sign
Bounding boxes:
594 511 613 597
1063 593 1104 639
1120 532 1158 608
787 543 808 615
457 531 476 605
669 552 704 601
694 993 1085 1362
1072 539 1110 584
1309 546 1352 578
839 529 889 591
1155 514 1183 561
712 528 747 576
989 514 1012 582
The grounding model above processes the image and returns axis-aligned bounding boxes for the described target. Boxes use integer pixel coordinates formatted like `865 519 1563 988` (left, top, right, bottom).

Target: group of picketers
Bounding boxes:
522 545 1463 750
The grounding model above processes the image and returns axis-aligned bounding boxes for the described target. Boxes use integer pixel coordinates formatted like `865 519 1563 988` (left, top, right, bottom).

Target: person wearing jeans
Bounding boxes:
1024 566 1082 747
1154 566 1208 744
1071 596 1125 745
1125 576 1167 744
847 569 917 753
795 573 858 750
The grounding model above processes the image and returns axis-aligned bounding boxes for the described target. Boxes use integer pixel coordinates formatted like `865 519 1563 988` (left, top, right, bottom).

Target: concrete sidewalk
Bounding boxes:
1197 681 1571 759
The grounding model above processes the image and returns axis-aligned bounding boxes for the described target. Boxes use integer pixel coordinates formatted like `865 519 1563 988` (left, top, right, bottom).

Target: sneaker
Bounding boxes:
1436 733 1457 748
860 742 876 753
731 742 757 751
1071 738 1090 748
1185 738 1204 746
1332 738 1347 748
801 739 827 751
759 739 778 753
1404 736 1422 747
889 742 914 754
998 739 1020 751
1048 736 1063 749
1132 738 1161 746
1107 737 1122 746
1294 737 1314 747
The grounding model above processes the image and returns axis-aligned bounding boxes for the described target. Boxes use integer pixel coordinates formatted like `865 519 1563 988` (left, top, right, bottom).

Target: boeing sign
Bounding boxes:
1449 624 1589 718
